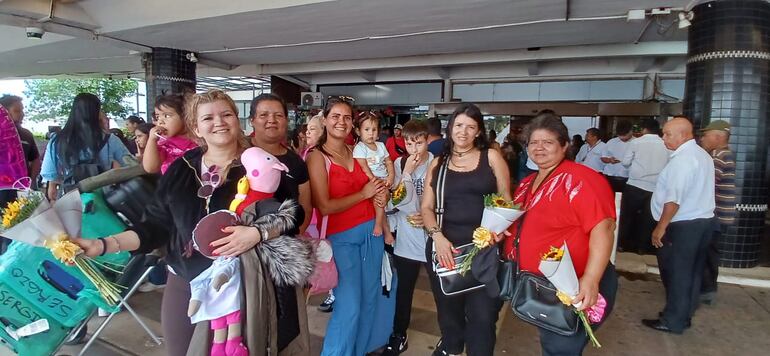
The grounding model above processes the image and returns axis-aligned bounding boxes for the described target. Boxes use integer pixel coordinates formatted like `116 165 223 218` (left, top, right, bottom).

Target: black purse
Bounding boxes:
509 167 579 336
430 159 484 296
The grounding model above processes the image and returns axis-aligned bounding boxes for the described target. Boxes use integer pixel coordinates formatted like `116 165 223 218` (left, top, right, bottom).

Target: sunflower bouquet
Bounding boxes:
540 243 606 348
391 182 407 206
0 191 123 306
457 193 524 275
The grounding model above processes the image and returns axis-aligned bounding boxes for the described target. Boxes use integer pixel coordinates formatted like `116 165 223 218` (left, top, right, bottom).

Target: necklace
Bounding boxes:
323 144 349 160
452 146 474 157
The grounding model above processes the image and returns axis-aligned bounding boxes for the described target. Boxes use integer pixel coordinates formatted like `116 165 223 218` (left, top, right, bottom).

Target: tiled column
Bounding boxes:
683 0 770 267
144 48 196 111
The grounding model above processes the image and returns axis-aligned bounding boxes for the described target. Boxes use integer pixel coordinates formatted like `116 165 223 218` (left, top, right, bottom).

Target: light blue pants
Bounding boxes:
321 219 384 356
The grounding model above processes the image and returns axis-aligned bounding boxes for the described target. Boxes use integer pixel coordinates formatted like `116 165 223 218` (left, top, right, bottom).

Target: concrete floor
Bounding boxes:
2 267 759 356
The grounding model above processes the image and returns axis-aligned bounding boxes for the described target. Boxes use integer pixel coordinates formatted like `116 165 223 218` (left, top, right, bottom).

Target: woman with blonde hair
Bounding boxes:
72 90 309 356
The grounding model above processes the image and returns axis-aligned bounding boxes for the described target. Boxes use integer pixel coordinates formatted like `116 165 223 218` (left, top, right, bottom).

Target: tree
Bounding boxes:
23 78 138 122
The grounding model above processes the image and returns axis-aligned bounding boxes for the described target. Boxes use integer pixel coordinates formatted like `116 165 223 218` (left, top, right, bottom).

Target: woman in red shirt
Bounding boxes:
307 98 388 356
503 112 618 356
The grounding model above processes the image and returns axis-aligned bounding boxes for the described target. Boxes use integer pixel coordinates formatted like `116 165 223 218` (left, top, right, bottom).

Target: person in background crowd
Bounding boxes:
143 94 198 174
488 129 501 151
71 90 308 355
41 93 130 200
503 112 617 356
307 97 387 356
0 95 40 183
379 126 392 143
643 117 715 334
501 125 523 187
570 134 584 160
133 123 154 161
123 115 145 154
575 128 606 173
294 123 308 155
697 120 736 305
303 113 323 160
382 120 432 356
386 123 407 161
619 118 669 254
601 120 633 192
421 103 511 356
110 128 137 156
426 117 445 157
0 94 41 253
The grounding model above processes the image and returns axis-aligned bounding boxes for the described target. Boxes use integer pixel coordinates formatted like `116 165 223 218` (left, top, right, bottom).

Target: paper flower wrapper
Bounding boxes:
479 206 524 234
1 191 124 306
539 242 604 348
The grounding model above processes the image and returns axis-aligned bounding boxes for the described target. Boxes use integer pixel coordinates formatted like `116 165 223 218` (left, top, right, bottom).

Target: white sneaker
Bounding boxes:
138 282 166 293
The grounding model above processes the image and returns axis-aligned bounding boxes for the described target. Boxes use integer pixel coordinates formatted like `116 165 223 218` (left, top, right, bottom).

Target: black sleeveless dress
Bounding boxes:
429 149 497 249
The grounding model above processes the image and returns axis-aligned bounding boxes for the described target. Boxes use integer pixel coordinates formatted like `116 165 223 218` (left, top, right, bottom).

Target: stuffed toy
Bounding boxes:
188 147 289 356
0 105 30 190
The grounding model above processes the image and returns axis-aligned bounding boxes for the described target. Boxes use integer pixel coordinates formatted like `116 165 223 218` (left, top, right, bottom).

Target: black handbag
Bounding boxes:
497 215 523 301
431 159 484 296
509 165 579 336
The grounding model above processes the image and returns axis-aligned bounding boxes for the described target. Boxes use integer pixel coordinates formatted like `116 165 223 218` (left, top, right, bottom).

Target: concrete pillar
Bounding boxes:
683 0 770 267
144 48 196 113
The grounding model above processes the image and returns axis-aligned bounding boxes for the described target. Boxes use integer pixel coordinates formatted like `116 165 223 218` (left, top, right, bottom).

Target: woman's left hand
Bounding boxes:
490 229 512 243
210 225 262 257
373 188 387 208
573 276 600 311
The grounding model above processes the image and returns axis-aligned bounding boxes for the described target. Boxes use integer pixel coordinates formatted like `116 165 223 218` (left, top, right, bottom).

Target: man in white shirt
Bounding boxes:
642 117 715 335
575 128 605 172
618 118 669 254
600 121 633 192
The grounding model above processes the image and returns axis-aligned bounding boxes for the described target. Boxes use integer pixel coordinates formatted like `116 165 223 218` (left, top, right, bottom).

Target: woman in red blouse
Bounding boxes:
503 112 618 356
307 98 388 356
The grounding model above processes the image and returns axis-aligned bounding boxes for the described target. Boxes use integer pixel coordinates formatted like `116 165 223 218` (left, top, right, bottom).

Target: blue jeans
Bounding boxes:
321 219 384 356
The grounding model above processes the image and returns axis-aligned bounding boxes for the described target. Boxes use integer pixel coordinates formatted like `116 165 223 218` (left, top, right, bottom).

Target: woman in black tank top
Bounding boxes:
421 103 512 356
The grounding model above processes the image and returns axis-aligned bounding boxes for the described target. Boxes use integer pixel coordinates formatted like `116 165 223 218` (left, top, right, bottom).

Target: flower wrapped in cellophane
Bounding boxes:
540 243 606 348
0 190 123 306
457 194 524 275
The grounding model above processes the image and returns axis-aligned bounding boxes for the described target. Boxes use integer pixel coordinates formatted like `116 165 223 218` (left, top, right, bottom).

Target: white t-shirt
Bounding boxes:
353 141 389 178
651 139 715 222
392 153 433 262
576 141 607 173
621 134 670 192
601 137 631 178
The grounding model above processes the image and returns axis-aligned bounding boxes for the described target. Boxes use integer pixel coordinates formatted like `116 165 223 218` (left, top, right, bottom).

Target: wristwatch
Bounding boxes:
426 226 441 239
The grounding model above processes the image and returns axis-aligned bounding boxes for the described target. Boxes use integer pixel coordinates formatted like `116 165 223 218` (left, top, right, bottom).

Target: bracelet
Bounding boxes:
425 226 441 239
99 238 107 256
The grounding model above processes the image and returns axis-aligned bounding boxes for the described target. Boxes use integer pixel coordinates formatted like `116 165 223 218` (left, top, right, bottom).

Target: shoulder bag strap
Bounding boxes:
434 158 449 228
318 153 332 240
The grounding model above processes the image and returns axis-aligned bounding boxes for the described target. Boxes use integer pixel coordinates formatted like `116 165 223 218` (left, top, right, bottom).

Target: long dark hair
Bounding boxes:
437 102 489 166
316 97 355 156
55 93 104 173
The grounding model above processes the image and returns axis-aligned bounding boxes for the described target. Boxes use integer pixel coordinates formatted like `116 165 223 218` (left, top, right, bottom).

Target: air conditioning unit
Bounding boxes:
300 92 323 108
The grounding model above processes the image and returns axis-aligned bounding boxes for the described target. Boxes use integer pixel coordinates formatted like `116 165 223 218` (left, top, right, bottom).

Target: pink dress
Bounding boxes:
158 136 198 174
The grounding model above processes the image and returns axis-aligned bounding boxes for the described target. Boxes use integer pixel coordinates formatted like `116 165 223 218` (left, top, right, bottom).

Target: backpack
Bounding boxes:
59 134 111 196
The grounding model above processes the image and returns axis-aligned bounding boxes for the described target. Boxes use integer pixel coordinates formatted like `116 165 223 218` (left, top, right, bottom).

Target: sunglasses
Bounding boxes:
197 164 222 199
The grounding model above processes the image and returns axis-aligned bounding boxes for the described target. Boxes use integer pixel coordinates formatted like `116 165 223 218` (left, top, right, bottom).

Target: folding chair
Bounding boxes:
76 254 164 355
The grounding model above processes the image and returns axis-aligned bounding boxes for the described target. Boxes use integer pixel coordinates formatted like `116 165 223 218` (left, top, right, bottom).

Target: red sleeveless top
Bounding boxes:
326 159 375 235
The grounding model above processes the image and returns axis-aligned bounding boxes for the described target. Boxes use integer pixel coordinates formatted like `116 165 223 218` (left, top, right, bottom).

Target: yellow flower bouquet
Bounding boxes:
391 182 407 206
457 193 524 275
0 191 123 306
540 243 605 348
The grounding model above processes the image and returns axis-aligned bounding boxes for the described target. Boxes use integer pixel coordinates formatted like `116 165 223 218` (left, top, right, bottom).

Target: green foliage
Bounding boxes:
23 78 138 122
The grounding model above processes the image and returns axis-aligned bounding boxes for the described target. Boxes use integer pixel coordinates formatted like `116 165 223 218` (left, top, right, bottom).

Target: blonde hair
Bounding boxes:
185 89 249 152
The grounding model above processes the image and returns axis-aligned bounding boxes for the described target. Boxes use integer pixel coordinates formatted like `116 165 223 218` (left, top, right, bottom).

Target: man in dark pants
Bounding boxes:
698 120 736 304
643 117 715 334
618 118 669 254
